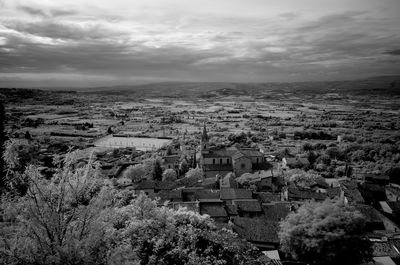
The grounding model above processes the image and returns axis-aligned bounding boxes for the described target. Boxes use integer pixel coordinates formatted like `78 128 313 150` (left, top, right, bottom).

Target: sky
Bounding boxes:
0 0 399 87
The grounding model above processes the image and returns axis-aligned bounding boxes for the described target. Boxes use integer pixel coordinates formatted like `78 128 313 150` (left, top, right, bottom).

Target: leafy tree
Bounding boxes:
302 143 313 152
179 159 189 175
162 168 177 182
107 193 265 265
123 164 150 183
351 150 366 162
279 199 372 265
285 169 325 188
0 151 110 265
1 153 267 265
2 140 36 195
185 167 203 179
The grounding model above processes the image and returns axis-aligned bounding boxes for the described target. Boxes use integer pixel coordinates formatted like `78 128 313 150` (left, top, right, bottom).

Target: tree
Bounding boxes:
279 199 372 265
0 151 111 265
25 130 32 140
2 140 36 195
1 151 268 265
179 159 189 175
107 193 265 265
162 169 177 182
302 142 313 152
285 169 325 188
123 164 150 183
185 167 203 179
151 159 163 181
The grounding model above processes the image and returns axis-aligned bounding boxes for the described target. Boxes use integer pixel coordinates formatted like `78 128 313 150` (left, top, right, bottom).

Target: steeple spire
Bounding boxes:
201 122 208 142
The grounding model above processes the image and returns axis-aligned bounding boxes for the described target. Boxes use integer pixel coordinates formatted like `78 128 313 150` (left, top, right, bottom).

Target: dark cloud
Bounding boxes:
18 5 47 17
384 49 400 55
18 4 77 18
3 20 125 41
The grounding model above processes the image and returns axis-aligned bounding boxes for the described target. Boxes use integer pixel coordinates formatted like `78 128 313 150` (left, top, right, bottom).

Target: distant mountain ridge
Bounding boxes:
2 75 400 100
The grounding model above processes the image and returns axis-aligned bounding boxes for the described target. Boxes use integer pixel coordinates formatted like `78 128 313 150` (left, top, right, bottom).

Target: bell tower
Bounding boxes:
200 122 209 154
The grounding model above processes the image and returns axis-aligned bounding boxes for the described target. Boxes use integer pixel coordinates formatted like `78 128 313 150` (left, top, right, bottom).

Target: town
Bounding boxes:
1 78 400 264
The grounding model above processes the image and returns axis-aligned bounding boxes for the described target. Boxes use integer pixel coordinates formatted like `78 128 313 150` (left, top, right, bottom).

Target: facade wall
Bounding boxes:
249 156 263 164
233 156 252 177
203 157 231 165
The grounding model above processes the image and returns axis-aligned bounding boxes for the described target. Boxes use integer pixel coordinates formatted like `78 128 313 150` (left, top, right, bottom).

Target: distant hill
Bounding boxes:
76 75 400 99
2 75 400 100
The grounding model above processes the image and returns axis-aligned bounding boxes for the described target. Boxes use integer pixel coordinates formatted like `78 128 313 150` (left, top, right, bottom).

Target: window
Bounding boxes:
241 163 245 169
213 159 215 164
220 159 223 164
227 159 230 164
256 158 259 164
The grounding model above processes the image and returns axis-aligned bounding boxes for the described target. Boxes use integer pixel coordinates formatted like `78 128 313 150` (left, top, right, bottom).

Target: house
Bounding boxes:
232 217 280 250
355 205 385 231
220 188 253 204
199 199 228 223
171 201 200 212
254 192 281 203
157 190 183 203
225 204 238 217
199 123 271 178
367 235 400 265
365 174 390 185
132 180 176 198
261 202 291 221
359 182 387 205
339 179 365 204
181 188 220 201
283 187 327 201
232 199 262 218
386 184 400 202
161 155 180 171
282 157 310 169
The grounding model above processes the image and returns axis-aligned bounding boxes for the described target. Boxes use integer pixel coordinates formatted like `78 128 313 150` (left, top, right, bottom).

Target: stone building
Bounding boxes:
199 123 271 178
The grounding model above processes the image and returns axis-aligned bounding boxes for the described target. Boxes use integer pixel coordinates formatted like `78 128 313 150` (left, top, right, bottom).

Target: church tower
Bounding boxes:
200 122 209 154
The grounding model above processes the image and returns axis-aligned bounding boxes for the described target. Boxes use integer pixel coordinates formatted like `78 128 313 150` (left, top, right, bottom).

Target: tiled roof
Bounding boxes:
339 180 365 203
387 201 400 212
372 241 400 258
220 188 253 200
195 189 221 200
172 202 199 212
239 149 264 157
355 204 384 224
225 204 238 215
200 204 228 217
203 149 236 158
133 180 176 190
288 187 326 201
232 217 280 244
326 187 342 198
255 192 281 203
157 190 182 202
232 151 246 160
261 202 291 221
203 164 233 172
162 155 179 164
233 199 262 212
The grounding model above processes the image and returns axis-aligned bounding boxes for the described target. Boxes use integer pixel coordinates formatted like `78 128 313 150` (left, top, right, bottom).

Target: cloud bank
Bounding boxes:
0 0 399 87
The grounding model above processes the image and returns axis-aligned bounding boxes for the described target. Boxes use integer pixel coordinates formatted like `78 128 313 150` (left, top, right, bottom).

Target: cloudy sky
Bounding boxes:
0 0 399 87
